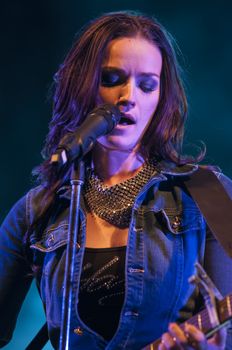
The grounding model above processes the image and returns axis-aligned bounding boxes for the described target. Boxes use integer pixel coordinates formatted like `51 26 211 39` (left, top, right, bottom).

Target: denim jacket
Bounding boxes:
0 163 232 349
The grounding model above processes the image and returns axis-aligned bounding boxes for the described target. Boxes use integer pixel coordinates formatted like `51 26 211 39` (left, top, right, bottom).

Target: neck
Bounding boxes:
92 143 145 186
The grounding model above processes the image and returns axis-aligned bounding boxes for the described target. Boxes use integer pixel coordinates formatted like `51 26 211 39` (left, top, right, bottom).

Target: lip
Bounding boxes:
119 112 136 125
115 123 134 130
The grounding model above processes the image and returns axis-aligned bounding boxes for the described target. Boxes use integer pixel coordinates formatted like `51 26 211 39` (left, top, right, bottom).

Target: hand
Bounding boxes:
158 322 226 350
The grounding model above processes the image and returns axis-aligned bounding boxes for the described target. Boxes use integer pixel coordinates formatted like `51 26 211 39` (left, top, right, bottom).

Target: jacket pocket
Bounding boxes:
30 222 69 252
155 206 204 235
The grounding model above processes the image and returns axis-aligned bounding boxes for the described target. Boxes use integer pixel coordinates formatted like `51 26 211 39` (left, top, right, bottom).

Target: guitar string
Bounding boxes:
180 296 232 332
147 296 232 348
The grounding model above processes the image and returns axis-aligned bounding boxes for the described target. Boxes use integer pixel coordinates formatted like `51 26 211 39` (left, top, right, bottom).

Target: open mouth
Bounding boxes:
118 114 135 126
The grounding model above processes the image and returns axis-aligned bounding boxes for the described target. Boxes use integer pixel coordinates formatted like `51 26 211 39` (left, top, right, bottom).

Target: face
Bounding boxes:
97 36 162 152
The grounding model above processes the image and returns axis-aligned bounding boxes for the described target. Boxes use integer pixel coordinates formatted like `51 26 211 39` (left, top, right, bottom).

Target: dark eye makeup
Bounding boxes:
101 67 159 93
138 78 158 93
101 68 127 87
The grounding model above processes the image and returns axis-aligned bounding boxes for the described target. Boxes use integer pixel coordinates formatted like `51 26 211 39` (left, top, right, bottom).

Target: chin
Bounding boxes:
97 140 137 152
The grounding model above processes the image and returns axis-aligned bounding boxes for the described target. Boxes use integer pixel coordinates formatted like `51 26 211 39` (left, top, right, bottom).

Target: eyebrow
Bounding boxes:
102 66 160 78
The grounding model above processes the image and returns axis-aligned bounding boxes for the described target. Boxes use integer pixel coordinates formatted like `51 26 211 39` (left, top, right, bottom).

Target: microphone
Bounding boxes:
50 104 121 166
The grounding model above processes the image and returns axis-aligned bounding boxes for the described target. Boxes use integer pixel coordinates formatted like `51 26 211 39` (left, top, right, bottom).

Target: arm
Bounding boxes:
159 171 232 350
206 171 232 349
203 228 232 349
0 195 33 347
157 232 230 350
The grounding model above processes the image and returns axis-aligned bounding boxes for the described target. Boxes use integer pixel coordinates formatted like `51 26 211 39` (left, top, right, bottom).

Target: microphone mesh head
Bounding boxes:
90 104 121 131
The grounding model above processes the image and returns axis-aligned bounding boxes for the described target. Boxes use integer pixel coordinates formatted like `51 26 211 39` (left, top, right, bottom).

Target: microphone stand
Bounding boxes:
59 160 85 350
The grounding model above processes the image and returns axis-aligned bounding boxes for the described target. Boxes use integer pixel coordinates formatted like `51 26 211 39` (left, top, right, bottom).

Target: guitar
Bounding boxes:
142 293 232 350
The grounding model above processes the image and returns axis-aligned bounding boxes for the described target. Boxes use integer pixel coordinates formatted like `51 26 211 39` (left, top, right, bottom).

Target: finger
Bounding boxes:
168 323 188 348
158 340 167 350
184 323 207 350
208 327 227 349
161 331 179 349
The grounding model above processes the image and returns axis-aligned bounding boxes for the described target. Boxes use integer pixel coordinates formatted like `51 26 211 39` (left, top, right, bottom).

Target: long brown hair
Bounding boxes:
35 11 202 186
26 11 204 247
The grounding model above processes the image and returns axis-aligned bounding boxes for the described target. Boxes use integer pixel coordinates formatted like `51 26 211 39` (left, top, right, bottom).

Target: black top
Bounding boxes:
78 246 126 340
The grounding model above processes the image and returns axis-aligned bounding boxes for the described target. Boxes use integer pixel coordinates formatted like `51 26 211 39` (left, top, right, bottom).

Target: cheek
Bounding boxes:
141 93 160 119
98 87 118 104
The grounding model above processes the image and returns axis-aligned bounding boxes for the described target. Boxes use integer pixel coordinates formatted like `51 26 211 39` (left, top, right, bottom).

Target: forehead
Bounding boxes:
102 36 162 75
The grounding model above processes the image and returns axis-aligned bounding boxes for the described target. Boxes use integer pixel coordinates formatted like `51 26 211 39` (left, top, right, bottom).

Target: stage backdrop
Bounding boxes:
1 0 232 348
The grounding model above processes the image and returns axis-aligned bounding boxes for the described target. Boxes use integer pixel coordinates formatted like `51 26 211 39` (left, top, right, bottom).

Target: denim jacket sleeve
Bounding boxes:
204 172 232 349
0 170 232 349
0 195 33 347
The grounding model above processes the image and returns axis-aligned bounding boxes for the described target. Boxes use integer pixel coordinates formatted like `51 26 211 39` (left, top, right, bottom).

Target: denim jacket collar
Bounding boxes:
56 162 198 201
158 161 198 176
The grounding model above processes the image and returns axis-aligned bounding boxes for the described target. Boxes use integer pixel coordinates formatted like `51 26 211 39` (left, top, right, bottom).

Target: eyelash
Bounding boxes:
139 84 156 93
101 75 158 94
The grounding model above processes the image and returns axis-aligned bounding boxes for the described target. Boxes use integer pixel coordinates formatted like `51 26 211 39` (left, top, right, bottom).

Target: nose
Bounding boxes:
117 79 136 112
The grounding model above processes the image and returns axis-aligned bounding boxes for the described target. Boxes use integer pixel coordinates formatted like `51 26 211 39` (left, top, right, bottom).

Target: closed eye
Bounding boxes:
101 72 119 86
100 67 159 93
101 68 127 87
139 79 159 93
